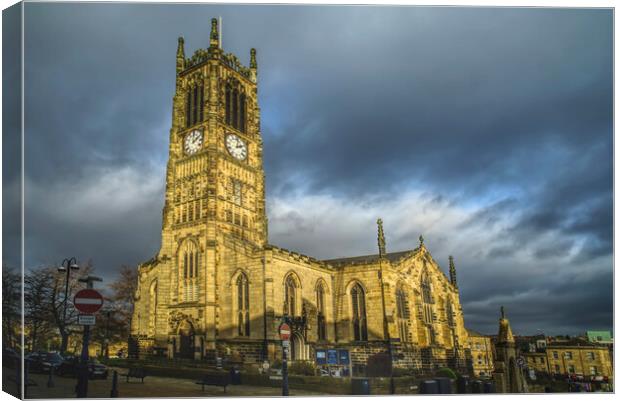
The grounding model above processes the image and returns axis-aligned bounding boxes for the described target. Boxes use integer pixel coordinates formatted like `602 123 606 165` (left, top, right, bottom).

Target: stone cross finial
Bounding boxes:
377 218 386 258
419 235 424 247
210 18 219 48
501 306 505 319
250 48 257 69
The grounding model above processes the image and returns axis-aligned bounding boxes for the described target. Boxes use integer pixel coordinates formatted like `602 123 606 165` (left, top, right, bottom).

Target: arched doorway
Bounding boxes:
178 320 195 359
290 333 306 361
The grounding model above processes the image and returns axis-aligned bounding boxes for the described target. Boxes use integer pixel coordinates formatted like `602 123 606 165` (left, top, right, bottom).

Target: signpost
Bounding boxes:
279 323 291 396
74 278 103 398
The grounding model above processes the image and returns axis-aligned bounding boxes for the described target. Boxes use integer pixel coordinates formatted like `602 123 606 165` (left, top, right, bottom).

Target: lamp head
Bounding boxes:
57 265 67 273
70 263 79 270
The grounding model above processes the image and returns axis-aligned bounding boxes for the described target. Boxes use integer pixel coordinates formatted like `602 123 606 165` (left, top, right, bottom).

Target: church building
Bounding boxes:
131 19 472 375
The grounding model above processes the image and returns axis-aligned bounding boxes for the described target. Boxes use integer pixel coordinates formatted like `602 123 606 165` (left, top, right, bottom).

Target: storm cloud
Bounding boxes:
7 4 612 335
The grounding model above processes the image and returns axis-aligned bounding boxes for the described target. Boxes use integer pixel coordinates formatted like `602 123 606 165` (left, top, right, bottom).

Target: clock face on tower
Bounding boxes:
225 134 248 160
184 130 203 155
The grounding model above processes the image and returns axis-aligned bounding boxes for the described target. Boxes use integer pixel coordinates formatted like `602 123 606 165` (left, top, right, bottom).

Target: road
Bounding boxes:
4 368 328 398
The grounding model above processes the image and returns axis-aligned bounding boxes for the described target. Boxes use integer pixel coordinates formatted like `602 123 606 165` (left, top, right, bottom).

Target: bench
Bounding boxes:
195 373 230 393
121 367 147 383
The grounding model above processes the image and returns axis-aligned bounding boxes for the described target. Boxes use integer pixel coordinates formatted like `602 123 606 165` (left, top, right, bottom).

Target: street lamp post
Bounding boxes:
57 257 79 353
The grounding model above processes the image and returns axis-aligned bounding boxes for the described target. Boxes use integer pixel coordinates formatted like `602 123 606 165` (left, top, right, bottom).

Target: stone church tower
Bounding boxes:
131 20 472 374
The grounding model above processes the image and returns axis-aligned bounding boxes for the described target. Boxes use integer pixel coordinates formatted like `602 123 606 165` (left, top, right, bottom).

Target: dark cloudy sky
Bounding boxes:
4 3 613 335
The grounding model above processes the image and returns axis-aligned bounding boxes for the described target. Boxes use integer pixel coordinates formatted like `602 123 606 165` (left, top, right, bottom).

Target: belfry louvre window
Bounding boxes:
186 84 204 128
351 283 368 341
236 273 250 336
225 82 247 133
316 283 327 341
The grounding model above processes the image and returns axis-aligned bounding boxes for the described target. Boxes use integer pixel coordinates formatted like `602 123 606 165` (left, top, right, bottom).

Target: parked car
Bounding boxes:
2 348 19 368
57 356 108 379
25 352 64 373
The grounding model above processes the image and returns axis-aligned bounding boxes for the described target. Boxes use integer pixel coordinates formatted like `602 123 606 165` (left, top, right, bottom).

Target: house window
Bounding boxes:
589 366 598 375
540 357 545 363
396 288 409 342
567 365 575 374
586 352 595 361
565 351 573 360
351 283 368 341
236 273 250 336
316 282 327 341
554 364 560 373
553 351 559 359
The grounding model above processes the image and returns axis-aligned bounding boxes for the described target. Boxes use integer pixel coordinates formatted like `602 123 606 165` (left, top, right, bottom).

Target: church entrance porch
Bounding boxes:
177 320 195 359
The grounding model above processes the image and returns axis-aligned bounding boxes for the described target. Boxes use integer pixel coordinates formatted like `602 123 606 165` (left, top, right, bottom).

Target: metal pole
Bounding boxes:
76 276 101 398
110 370 119 397
282 340 289 396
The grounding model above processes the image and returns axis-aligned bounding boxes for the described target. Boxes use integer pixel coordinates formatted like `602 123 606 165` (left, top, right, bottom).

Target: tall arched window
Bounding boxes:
396 287 409 342
236 273 250 336
148 281 158 336
285 276 297 316
186 83 204 128
316 282 327 341
446 299 455 327
421 273 435 344
224 80 247 133
351 283 368 341
179 240 200 302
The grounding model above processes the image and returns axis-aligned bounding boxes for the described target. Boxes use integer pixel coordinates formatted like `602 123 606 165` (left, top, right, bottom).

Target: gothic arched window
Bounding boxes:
351 283 368 341
148 280 158 336
179 241 200 302
224 80 247 133
396 287 409 342
316 282 327 341
236 273 250 336
446 298 455 327
285 275 297 316
421 273 435 344
186 83 204 128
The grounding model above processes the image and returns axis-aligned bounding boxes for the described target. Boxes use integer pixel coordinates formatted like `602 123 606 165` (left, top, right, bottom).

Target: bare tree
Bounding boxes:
24 268 55 351
108 265 138 338
47 261 94 353
2 267 21 350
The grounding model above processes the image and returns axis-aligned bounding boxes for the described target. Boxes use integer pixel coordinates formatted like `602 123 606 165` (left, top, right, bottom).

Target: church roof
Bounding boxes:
323 250 415 266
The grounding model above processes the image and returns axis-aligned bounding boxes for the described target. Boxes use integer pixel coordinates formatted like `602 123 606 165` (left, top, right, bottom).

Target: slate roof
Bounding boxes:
323 250 415 266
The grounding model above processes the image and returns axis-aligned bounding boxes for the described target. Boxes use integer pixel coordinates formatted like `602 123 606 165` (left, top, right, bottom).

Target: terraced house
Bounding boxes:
131 20 472 375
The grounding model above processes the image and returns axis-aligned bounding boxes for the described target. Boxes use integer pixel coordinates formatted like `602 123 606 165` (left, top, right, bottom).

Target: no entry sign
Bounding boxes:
279 323 291 341
73 289 104 314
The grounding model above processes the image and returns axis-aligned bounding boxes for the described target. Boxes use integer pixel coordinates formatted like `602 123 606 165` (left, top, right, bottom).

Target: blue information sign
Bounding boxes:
327 349 338 365
338 349 350 365
316 350 327 365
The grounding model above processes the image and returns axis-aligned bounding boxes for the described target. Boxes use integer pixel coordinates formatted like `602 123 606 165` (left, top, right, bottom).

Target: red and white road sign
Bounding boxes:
279 323 291 341
73 289 104 314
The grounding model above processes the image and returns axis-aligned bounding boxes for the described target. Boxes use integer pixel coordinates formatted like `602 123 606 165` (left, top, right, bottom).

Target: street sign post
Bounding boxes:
279 322 291 396
78 315 96 326
73 289 104 314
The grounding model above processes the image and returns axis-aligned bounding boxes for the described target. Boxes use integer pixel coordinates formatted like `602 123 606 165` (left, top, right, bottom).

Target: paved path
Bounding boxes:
21 370 328 398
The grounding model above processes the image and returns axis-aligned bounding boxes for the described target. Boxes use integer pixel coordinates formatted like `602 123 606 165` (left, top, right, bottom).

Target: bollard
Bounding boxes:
419 380 439 394
456 376 470 394
435 377 452 394
483 381 495 393
110 370 119 398
47 366 55 388
471 380 483 393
